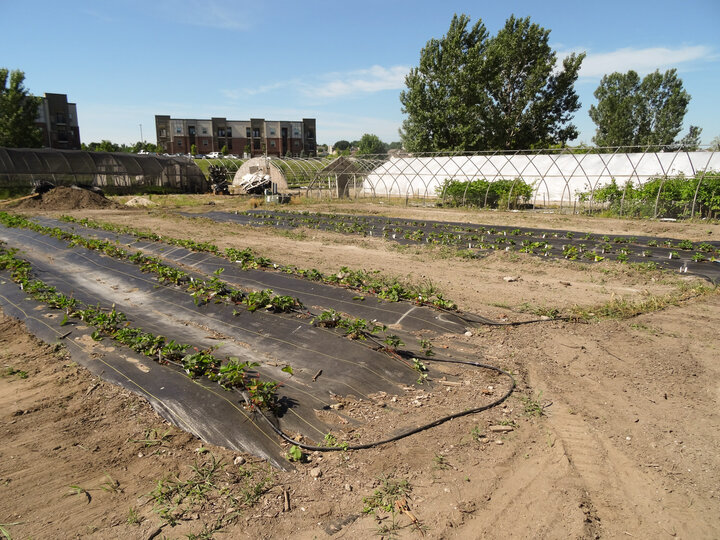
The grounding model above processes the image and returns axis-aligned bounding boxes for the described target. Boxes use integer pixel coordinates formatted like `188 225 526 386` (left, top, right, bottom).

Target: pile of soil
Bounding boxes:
15 186 118 210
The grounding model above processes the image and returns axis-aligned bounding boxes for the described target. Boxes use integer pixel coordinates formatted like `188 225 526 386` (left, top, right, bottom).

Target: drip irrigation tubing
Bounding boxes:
252 356 516 452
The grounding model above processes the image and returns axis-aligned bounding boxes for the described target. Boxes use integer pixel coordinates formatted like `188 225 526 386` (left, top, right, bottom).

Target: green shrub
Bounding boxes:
438 177 534 208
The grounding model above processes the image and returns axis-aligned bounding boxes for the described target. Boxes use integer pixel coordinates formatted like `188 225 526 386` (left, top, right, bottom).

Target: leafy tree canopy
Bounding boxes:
333 140 350 151
589 69 691 148
0 68 43 148
400 14 585 152
357 133 388 155
81 140 163 153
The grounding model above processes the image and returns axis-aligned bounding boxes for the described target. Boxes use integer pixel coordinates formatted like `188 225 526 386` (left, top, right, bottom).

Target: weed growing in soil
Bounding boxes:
129 429 172 448
362 476 413 535
1 366 28 379
126 507 143 525
521 391 545 417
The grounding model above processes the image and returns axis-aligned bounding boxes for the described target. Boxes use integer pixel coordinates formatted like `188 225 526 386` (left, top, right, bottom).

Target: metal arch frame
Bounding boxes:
690 150 717 218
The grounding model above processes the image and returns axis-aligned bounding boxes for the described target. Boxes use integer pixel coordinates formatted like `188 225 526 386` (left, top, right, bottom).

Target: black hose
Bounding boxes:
249 356 516 452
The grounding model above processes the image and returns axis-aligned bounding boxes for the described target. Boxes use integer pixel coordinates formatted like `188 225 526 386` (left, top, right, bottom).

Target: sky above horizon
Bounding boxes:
2 0 719 147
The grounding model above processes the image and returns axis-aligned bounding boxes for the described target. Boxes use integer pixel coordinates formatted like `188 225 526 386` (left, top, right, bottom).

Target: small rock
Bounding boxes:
503 276 519 282
344 483 352 492
234 456 246 466
310 467 322 478
489 425 514 433
495 440 504 445
329 403 343 410
464 331 473 337
138 452 144 458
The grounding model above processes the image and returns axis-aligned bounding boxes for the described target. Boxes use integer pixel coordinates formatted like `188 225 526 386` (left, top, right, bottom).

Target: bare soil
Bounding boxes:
2 197 719 539
13 186 118 211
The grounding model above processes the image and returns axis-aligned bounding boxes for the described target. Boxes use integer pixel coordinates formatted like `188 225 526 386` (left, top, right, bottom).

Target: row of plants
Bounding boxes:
235 210 720 266
2 212 437 398
576 171 720 218
436 177 535 208
0 213 302 312
0 246 280 410
60 215 457 309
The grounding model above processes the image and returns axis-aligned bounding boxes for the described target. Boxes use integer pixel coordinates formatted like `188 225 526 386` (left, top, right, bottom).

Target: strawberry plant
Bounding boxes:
182 349 220 378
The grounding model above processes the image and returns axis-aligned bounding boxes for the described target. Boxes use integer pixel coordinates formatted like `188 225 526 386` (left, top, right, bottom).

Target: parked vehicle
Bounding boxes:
206 151 222 159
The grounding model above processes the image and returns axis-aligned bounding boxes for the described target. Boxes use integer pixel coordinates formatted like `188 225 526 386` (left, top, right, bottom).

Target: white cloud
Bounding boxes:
221 81 293 99
308 65 410 98
151 0 252 30
220 64 410 102
561 45 715 79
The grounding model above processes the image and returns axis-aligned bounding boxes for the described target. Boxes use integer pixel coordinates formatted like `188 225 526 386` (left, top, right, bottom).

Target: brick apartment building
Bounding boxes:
36 93 81 150
155 116 316 157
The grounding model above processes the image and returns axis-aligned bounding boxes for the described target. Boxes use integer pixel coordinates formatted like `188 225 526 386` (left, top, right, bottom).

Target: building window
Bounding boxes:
202 127 208 134
189 126 196 136
253 139 261 150
252 128 260 138
176 127 182 134
160 128 167 137
227 140 232 149
307 129 314 139
203 140 208 146
177 140 183 146
246 128 251 138
227 127 232 137
270 140 276 147
270 128 276 136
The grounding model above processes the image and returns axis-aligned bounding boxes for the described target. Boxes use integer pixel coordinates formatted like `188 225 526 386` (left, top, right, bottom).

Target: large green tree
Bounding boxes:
588 69 691 148
356 133 387 155
0 69 43 148
400 14 585 152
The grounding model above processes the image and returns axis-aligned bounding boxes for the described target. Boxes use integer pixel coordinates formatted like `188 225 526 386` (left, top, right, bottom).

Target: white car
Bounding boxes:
206 152 222 158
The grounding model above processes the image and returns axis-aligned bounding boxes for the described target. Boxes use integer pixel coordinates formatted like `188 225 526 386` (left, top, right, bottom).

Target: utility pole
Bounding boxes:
139 124 144 144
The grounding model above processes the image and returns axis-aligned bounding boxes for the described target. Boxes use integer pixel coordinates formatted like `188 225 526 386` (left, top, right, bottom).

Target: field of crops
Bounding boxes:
1 192 718 539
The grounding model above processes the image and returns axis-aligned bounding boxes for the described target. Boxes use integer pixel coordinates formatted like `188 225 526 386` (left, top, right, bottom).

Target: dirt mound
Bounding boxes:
124 196 157 207
15 186 118 210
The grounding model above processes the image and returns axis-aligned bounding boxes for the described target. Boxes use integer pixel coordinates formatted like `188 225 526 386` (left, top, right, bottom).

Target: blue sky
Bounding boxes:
2 0 718 147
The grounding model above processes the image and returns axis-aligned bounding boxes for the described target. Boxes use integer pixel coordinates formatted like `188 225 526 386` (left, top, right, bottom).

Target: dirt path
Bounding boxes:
2 199 718 539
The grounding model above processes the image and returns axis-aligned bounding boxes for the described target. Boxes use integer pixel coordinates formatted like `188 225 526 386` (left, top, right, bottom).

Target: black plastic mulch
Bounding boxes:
188 209 720 284
0 223 494 466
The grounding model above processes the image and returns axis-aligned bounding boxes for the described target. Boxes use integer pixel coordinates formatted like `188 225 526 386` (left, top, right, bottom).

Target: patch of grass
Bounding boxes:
1 367 28 379
0 522 23 540
126 507 143 525
432 453 451 470
470 425 485 442
572 282 717 321
521 391 545 418
67 485 92 504
129 428 173 448
362 475 412 516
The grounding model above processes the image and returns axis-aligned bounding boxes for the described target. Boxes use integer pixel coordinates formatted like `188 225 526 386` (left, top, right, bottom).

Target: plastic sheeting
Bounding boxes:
362 151 720 203
0 148 208 194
